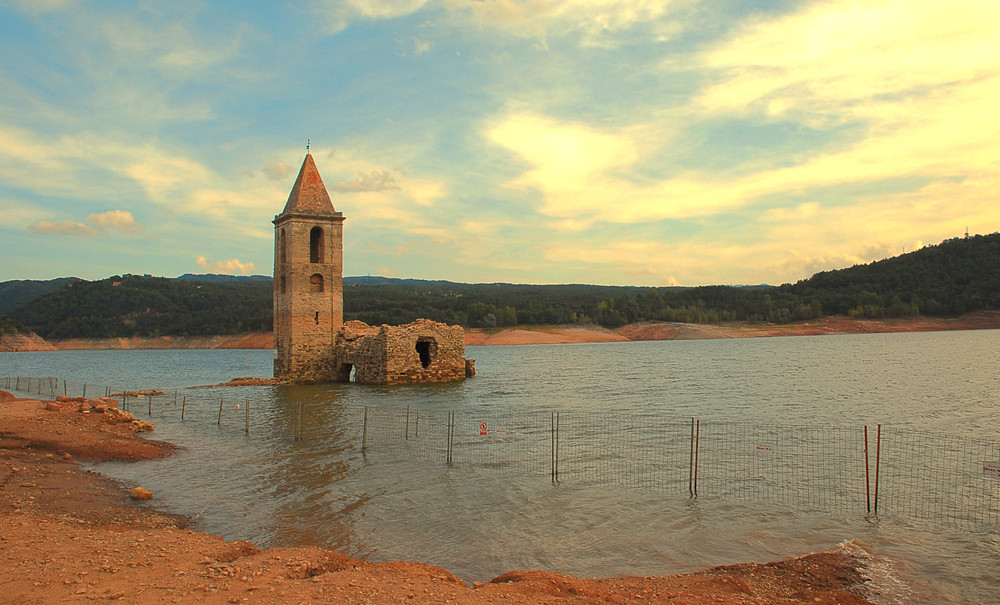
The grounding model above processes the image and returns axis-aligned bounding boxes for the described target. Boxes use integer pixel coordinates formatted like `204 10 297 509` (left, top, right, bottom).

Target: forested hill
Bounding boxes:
4 232 999 338
0 277 80 314
8 275 273 339
0 314 28 336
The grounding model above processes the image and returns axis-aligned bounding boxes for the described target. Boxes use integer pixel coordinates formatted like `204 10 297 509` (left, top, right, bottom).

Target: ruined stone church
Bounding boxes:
273 153 474 384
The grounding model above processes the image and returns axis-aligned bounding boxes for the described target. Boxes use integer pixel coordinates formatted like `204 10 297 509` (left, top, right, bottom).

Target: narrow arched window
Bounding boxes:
310 274 324 292
310 227 324 263
280 275 287 294
279 229 287 264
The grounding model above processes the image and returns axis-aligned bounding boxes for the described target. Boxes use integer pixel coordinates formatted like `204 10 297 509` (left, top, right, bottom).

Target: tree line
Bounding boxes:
5 232 999 339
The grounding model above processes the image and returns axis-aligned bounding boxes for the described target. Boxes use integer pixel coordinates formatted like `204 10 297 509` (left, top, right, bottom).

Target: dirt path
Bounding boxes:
0 392 875 603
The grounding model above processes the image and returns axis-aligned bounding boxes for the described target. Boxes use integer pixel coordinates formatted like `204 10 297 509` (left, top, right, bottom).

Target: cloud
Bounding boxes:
28 220 98 237
487 0 1000 233
8 0 75 14
27 209 142 237
693 0 1000 191
316 0 689 45
488 112 746 223
262 161 293 181
412 38 431 55
316 0 433 32
333 170 401 192
97 13 245 73
195 256 257 275
125 154 212 203
88 210 142 234
449 0 685 46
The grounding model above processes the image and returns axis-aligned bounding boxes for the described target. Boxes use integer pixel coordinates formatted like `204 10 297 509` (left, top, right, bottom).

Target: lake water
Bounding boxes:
3 330 1000 603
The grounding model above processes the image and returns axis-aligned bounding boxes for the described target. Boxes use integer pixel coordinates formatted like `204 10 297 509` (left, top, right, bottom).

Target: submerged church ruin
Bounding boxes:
273 153 474 384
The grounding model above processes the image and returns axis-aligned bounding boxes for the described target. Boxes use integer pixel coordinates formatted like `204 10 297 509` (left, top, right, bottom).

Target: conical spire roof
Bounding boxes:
280 153 336 216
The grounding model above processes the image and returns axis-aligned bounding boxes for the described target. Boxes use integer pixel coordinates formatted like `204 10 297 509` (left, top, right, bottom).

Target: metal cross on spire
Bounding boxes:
306 138 310 153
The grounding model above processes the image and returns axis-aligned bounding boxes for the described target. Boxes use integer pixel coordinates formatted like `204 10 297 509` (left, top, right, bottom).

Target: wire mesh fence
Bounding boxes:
4 375 1000 526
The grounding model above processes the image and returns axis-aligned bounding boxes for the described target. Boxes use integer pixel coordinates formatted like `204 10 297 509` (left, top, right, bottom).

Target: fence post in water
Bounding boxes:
174 390 178 406
83 383 87 398
245 399 250 435
549 412 556 483
218 398 224 425
864 426 871 514
693 419 701 497
148 395 152 416
405 405 410 441
181 396 187 420
446 411 454 464
549 411 559 483
873 424 882 515
362 406 368 451
689 418 696 497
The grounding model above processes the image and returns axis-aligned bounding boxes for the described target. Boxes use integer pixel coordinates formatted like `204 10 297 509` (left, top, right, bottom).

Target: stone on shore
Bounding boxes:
130 487 153 500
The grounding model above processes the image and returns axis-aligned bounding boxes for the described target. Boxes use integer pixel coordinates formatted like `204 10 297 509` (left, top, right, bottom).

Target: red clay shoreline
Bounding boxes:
12 311 998 351
0 391 879 603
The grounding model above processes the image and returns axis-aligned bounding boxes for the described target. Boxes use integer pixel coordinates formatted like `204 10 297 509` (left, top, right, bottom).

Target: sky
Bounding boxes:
1 0 998 287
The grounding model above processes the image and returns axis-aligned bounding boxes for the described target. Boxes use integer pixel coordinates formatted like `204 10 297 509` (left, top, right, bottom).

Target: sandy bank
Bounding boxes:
48 331 273 350
0 332 56 352
12 312 998 352
0 392 875 603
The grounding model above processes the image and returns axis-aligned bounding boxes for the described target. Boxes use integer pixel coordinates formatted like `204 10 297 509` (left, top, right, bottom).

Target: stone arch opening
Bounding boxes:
337 363 358 383
310 273 324 292
279 228 287 264
415 337 436 369
310 226 324 263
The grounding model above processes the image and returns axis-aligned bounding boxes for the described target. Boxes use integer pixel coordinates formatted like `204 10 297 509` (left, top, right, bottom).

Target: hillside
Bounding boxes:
0 277 80 314
5 232 999 339
7 275 272 339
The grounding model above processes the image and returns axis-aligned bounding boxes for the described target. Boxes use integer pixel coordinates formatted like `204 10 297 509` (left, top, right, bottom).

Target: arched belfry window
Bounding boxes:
310 274 324 292
279 229 287 264
310 227 324 263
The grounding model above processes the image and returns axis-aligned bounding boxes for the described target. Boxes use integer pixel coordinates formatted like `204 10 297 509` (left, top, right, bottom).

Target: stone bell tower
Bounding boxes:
273 153 345 382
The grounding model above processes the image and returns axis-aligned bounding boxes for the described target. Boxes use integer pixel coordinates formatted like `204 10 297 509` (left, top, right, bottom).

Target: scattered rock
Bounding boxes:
130 487 153 501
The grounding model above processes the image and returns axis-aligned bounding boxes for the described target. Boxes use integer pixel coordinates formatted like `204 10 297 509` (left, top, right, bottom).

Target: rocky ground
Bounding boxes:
0 391 877 604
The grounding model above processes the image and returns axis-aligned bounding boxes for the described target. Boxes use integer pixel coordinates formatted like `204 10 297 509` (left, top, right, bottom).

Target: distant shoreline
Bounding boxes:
7 311 994 351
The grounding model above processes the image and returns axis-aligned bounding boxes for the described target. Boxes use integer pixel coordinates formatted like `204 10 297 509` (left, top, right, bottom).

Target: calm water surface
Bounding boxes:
3 330 999 603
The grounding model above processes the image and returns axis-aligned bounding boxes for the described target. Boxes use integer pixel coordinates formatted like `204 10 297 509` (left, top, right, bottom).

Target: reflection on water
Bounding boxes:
3 329 1000 602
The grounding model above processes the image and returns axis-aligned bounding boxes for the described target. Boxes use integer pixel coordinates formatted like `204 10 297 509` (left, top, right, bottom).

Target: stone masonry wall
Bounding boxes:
273 214 344 383
332 319 470 385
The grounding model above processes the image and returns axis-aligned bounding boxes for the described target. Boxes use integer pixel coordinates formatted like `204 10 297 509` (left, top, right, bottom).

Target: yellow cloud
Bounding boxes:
26 209 143 238
489 0 1000 231
195 256 257 275
28 220 97 237
446 0 685 47
700 0 999 115
126 155 212 203
88 210 142 234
